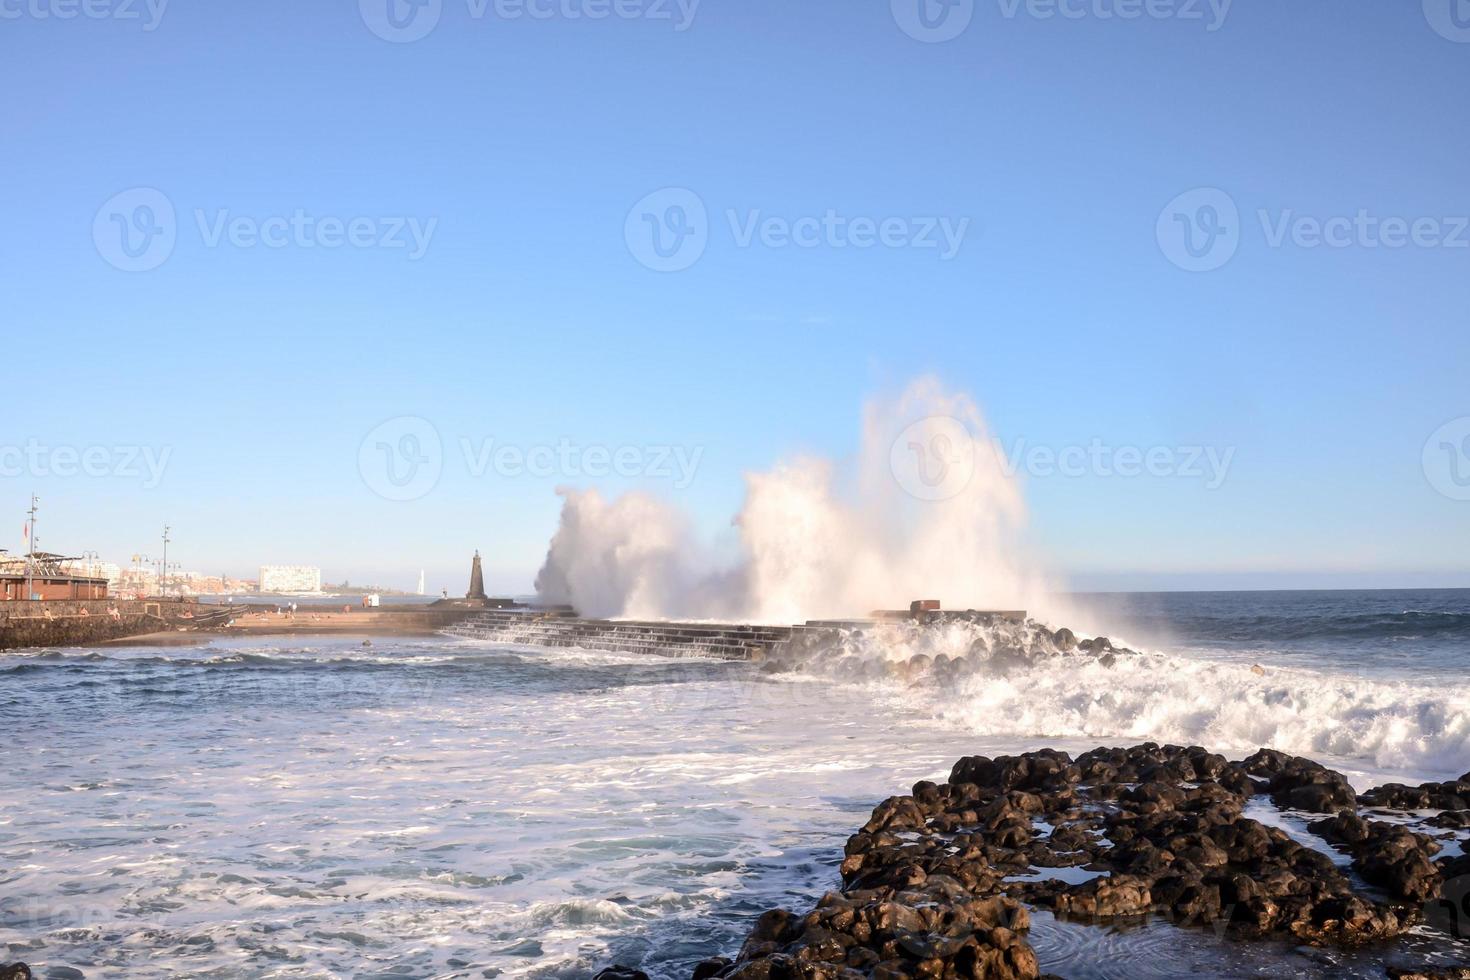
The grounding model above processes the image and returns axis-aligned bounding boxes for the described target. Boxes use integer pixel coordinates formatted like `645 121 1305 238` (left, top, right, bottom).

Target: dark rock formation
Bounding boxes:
594 968 650 980
0 965 31 980
604 744 1467 980
1361 777 1470 812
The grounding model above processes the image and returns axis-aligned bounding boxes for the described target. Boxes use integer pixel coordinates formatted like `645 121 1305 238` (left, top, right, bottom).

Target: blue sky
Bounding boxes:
3 0 1468 593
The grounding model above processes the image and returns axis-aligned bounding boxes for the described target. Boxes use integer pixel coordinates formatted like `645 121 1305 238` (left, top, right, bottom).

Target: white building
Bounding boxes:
258 565 323 594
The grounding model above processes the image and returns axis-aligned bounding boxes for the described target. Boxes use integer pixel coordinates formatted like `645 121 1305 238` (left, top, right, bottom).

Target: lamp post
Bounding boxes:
80 550 101 599
131 555 151 599
160 525 171 599
24 495 39 601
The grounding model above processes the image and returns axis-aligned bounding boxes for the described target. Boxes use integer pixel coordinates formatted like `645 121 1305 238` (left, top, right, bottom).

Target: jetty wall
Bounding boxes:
0 599 177 651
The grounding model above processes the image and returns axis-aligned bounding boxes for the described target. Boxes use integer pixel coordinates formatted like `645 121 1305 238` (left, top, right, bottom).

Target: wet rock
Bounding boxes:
1312 813 1443 902
1051 628 1077 652
595 968 650 980
702 743 1465 980
1050 875 1152 920
692 958 732 980
1387 968 1470 980
1236 750 1358 813
1429 811 1470 830
0 965 31 980
1363 779 1470 812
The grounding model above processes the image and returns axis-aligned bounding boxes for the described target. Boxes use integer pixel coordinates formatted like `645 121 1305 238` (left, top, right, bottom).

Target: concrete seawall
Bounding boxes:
0 601 483 652
444 610 808 660
0 600 176 652
441 609 1028 661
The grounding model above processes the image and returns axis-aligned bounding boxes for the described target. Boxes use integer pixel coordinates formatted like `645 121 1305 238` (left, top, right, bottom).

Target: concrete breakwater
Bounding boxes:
442 609 810 660
440 608 1030 661
0 601 483 652
0 599 182 652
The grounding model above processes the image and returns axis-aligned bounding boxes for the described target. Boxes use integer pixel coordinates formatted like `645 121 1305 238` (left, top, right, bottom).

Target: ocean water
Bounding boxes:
2 589 1468 979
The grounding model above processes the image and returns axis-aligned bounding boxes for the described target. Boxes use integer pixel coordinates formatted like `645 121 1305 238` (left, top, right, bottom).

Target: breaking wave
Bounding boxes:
782 619 1470 776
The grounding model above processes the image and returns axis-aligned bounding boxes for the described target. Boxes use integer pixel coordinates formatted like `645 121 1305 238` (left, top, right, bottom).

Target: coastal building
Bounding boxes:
258 565 323 594
0 552 109 600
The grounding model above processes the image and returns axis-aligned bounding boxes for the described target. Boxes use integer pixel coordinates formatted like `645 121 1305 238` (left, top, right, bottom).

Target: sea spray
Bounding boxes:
774 616 1470 776
534 378 1058 624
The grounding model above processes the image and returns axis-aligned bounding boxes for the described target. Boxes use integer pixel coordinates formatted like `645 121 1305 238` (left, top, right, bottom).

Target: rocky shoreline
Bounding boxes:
597 743 1470 980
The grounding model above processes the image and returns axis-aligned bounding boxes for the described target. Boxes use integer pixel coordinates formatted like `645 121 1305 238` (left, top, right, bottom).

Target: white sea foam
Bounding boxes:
789 619 1470 777
3 626 1466 978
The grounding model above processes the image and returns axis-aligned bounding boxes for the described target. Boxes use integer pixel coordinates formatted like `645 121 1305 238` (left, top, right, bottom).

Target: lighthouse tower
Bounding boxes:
466 551 488 601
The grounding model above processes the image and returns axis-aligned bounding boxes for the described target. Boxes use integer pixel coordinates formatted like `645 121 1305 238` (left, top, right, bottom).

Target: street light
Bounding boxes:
131 554 152 599
161 525 171 599
80 550 101 600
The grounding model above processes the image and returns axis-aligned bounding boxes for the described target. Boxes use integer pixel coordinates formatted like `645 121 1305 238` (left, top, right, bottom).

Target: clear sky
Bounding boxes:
3 0 1468 593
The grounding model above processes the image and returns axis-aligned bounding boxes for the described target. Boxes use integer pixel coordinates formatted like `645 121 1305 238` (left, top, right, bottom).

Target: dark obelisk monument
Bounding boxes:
467 550 488 601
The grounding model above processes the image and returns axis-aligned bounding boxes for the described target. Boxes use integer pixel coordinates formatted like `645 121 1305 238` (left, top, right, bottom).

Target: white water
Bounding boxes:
534 378 1054 624
3 629 1466 978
